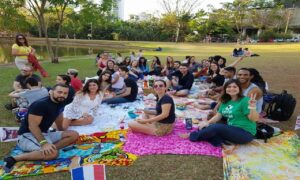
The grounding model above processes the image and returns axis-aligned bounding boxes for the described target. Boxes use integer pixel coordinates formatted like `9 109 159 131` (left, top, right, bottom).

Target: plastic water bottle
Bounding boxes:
119 134 125 142
148 76 154 87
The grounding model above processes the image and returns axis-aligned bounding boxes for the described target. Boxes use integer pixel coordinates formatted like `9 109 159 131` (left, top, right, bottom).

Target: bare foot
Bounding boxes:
222 145 237 155
69 156 81 170
179 133 190 139
258 118 280 124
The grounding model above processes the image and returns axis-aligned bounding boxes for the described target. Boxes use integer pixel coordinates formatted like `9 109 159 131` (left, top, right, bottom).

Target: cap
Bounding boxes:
21 66 32 72
67 68 78 75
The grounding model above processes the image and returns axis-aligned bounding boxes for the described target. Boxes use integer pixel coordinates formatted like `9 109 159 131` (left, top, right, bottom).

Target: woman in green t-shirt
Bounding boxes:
188 79 259 147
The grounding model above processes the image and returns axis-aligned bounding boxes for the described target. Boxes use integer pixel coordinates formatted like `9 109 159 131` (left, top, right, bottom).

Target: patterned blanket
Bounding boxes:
123 121 222 157
0 130 137 180
223 131 300 180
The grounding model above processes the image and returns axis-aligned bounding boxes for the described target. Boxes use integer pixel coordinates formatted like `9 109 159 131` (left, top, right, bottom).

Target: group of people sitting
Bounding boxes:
3 45 272 172
232 47 259 57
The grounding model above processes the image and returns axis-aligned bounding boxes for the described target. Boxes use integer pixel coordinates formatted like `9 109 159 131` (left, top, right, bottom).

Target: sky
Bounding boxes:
122 0 234 20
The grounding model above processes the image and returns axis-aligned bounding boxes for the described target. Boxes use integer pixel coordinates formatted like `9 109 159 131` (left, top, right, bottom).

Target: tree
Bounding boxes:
50 0 78 62
250 1 285 36
27 0 55 62
0 0 29 33
223 0 252 38
160 0 203 42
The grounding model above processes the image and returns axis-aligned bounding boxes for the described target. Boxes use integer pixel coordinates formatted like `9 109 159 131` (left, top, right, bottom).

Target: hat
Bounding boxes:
67 68 78 75
21 66 32 72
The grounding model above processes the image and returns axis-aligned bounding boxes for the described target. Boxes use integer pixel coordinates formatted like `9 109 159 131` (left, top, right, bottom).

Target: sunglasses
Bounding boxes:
18 37 24 40
153 84 164 89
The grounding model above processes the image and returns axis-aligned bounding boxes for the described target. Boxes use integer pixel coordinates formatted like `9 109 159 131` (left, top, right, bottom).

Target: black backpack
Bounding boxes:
266 90 296 121
255 123 274 143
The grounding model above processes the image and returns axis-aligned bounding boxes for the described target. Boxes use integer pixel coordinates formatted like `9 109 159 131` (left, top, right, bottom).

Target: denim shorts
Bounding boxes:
17 131 63 152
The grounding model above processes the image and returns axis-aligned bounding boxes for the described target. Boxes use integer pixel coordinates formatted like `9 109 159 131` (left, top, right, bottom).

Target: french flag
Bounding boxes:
71 165 106 180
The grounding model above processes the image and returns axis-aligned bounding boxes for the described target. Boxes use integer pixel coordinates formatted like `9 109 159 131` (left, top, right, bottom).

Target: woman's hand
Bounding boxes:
248 93 257 109
198 121 209 130
136 118 148 124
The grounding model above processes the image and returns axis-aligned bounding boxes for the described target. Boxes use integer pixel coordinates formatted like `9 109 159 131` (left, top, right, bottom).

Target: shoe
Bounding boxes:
3 156 16 173
4 103 15 111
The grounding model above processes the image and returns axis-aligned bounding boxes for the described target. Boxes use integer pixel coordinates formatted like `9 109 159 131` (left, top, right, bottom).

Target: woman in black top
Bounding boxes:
208 62 224 87
128 80 175 136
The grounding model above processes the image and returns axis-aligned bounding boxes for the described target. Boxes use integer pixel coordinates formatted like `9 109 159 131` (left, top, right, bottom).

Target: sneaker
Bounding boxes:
4 103 15 111
3 156 16 173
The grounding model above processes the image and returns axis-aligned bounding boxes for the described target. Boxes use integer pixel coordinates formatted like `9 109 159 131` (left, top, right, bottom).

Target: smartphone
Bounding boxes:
185 118 193 130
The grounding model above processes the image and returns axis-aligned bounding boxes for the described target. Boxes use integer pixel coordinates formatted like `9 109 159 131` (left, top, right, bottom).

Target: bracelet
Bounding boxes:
248 106 256 110
39 140 48 145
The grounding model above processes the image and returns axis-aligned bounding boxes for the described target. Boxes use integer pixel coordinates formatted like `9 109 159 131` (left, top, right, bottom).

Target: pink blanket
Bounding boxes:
123 121 222 157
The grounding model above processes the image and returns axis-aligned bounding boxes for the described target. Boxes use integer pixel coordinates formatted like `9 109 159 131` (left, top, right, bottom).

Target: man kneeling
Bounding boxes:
3 84 79 172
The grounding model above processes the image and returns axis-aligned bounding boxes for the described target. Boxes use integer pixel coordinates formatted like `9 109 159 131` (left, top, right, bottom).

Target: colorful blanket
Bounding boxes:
223 131 300 180
123 121 222 157
0 130 137 180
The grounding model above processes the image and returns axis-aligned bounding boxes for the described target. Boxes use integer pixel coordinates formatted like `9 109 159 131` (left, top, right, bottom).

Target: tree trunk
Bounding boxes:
40 16 55 63
175 22 180 43
38 25 42 37
54 20 62 63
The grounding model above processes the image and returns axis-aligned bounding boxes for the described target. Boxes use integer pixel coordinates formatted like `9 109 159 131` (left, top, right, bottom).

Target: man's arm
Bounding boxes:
28 114 46 142
28 114 57 155
54 113 64 131
114 87 131 98
13 81 22 90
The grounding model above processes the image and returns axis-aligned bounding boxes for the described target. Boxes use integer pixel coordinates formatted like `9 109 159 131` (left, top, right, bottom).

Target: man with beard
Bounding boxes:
3 84 79 173
237 68 263 113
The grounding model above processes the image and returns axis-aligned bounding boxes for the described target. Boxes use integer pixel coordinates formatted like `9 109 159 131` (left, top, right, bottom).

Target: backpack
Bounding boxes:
255 123 274 143
266 90 296 121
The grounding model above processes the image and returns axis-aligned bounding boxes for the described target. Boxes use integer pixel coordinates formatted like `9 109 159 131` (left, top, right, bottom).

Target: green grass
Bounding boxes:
1 41 300 179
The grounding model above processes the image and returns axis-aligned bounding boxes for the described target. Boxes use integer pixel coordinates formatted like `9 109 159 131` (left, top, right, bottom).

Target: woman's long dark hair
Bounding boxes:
248 68 267 94
122 56 131 66
166 56 174 68
106 60 115 73
138 57 147 67
99 70 112 84
219 57 227 68
57 74 71 85
154 80 167 101
82 79 100 95
208 61 220 75
15 34 29 46
153 56 161 65
220 79 244 103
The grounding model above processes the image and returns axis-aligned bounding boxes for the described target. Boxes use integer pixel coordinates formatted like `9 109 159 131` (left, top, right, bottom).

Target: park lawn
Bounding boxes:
0 42 299 179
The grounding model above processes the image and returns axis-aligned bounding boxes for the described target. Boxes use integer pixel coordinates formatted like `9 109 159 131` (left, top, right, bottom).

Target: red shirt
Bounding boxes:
71 77 83 92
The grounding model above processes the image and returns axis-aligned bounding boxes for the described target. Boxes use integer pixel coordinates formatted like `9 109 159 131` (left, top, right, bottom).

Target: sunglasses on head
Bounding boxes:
153 84 164 89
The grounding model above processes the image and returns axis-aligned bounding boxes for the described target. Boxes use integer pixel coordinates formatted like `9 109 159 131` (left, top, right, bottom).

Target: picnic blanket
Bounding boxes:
0 130 137 180
123 120 222 157
68 100 145 135
223 131 300 180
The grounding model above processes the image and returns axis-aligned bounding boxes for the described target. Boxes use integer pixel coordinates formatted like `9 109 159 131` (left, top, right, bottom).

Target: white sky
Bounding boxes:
123 0 234 20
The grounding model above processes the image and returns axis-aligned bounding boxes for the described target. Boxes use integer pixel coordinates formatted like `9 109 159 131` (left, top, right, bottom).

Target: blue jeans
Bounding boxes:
189 124 254 147
102 97 132 104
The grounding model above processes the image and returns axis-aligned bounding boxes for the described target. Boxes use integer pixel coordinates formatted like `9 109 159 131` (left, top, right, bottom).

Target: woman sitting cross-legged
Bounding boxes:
128 80 175 136
63 79 103 130
185 79 259 148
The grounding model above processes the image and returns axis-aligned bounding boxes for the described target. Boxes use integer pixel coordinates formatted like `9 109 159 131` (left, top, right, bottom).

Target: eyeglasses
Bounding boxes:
153 84 164 89
18 37 24 40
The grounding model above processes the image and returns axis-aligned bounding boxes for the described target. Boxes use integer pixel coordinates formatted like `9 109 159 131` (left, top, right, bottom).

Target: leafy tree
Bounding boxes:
0 0 29 33
161 0 203 42
222 0 252 38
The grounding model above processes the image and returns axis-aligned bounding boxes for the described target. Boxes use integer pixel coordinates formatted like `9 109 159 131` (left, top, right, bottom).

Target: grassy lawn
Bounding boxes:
0 41 299 179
